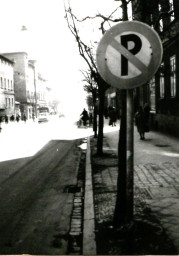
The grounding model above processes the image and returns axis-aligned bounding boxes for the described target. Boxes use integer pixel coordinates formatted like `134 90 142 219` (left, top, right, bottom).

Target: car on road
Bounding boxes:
38 112 49 123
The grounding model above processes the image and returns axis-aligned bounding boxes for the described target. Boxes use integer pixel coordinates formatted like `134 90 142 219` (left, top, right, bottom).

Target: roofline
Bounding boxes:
1 51 28 55
0 54 14 64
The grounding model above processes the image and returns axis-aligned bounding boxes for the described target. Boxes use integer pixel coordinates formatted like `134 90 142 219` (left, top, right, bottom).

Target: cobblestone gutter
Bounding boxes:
68 141 86 255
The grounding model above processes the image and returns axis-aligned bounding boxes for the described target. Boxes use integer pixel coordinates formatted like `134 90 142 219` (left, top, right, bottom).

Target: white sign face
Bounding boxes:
96 21 163 89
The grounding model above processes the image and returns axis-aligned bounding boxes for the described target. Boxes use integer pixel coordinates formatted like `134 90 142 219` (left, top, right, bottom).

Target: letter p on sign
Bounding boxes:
96 21 163 89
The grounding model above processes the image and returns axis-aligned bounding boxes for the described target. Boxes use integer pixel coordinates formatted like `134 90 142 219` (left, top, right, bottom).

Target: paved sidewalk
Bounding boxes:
94 123 179 251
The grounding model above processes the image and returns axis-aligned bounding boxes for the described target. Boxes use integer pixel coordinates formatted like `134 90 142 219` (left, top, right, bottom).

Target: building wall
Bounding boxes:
3 52 28 103
2 52 52 120
2 53 37 119
153 34 179 135
0 55 15 118
27 64 35 103
37 74 48 108
132 0 179 136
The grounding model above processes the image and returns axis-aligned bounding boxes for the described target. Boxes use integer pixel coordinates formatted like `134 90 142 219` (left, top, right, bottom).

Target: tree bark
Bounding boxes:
92 90 98 138
97 86 105 155
121 0 128 21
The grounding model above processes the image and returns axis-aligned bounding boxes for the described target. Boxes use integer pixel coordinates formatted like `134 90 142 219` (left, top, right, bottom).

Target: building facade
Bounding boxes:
2 52 31 119
132 0 179 136
37 73 48 109
0 55 15 120
2 52 49 120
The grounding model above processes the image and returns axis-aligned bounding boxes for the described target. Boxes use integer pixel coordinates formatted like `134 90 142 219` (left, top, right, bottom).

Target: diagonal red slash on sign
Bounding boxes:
110 38 149 74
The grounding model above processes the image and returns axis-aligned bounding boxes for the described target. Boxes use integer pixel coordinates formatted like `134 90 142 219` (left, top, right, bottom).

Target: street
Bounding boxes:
0 117 179 254
0 117 91 254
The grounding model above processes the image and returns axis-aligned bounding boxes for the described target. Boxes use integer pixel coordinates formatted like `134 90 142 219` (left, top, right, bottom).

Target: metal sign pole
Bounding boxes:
96 20 163 228
126 89 134 223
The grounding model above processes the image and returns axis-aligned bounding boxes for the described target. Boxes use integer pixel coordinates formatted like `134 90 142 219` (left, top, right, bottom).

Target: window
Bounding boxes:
12 98 14 107
170 55 176 97
11 80 13 91
160 63 165 98
169 0 174 21
27 90 30 98
149 77 156 111
0 77 2 88
4 78 6 89
158 4 163 31
6 98 8 108
8 79 9 90
9 98 11 107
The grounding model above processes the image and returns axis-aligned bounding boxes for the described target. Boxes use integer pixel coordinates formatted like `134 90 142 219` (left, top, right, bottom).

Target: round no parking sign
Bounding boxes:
96 21 163 89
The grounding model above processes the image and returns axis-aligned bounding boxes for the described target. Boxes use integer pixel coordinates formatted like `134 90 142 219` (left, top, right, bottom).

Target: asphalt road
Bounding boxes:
0 138 82 254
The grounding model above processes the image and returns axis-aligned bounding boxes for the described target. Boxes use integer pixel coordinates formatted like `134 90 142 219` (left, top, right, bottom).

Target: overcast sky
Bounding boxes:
0 0 126 116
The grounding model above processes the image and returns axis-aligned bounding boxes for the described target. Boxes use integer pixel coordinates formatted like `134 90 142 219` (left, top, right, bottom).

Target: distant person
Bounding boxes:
32 114 35 121
108 107 117 127
0 116 2 132
16 115 20 122
104 107 108 119
108 106 113 125
23 114 27 123
89 111 93 127
10 115 15 121
5 115 8 124
135 106 146 140
143 103 150 133
80 108 89 126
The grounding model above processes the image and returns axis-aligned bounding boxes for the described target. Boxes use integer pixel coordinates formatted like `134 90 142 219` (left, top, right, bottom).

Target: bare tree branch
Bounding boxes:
80 69 98 94
64 2 98 73
74 6 123 34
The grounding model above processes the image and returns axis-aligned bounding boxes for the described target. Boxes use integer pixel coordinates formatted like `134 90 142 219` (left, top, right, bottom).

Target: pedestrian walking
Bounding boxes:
32 114 35 121
16 114 20 122
80 108 89 127
135 106 146 140
89 112 93 127
143 103 150 132
10 115 15 121
108 106 117 127
108 106 113 125
5 115 8 124
104 107 108 119
23 114 27 123
0 116 2 133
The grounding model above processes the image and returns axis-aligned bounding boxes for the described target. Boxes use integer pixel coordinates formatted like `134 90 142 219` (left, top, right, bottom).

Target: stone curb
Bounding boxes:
83 137 97 255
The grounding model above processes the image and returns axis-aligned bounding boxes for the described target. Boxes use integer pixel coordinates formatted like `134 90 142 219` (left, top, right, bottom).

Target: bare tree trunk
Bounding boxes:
121 0 128 21
92 91 98 138
97 86 105 155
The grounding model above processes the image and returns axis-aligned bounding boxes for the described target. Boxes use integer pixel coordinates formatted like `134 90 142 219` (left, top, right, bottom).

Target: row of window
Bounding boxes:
0 59 13 67
0 77 13 91
159 55 176 98
27 90 35 99
149 55 177 110
38 92 45 101
149 0 175 31
158 0 174 31
6 97 14 108
26 91 45 101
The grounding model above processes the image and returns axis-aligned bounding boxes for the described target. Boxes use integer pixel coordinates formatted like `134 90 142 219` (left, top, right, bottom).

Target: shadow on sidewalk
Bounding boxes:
90 137 178 255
